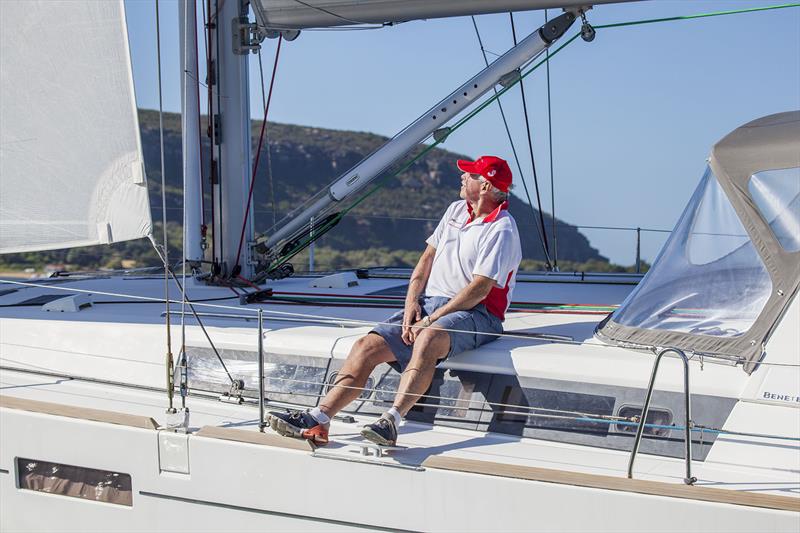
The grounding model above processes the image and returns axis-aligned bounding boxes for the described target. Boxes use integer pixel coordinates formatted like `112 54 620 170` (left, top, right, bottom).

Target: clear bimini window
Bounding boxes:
611 167 772 337
748 167 800 253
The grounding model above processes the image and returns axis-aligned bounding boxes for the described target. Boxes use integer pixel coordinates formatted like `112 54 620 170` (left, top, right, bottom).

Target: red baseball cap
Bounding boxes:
457 156 512 192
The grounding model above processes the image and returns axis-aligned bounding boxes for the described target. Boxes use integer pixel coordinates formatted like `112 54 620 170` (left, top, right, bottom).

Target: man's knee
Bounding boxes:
348 333 393 367
410 328 450 363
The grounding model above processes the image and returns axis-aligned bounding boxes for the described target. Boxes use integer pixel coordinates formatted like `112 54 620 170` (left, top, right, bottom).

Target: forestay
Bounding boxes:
0 0 151 254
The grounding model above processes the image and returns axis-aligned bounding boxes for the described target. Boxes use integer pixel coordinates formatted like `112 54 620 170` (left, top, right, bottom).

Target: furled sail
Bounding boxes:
0 0 152 254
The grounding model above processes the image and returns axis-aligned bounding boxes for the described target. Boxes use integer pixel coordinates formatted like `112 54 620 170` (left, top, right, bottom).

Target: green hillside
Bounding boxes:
2 110 622 274
138 110 605 259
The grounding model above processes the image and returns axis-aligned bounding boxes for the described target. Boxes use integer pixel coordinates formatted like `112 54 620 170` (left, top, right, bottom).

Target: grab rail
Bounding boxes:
258 308 266 432
627 347 697 485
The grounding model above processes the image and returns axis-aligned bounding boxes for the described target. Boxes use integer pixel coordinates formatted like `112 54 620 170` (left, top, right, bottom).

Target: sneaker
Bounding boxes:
360 416 397 446
268 410 329 446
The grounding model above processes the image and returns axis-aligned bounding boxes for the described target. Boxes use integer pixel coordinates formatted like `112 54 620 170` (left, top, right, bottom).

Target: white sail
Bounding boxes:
0 0 151 254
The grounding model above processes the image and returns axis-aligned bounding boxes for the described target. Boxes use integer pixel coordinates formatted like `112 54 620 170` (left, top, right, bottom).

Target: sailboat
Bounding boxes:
1 0 798 531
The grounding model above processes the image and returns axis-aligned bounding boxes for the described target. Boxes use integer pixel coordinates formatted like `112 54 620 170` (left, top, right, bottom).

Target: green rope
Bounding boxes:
594 3 800 30
268 2 800 271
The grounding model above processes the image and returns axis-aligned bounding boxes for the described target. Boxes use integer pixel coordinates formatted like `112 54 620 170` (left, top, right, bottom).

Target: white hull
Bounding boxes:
1 273 798 531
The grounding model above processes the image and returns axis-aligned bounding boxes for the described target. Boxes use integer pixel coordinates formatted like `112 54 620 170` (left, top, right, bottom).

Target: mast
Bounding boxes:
180 0 203 265
210 0 255 278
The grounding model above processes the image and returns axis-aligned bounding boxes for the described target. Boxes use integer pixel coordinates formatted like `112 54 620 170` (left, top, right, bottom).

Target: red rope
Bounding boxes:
237 274 261 290
234 35 283 269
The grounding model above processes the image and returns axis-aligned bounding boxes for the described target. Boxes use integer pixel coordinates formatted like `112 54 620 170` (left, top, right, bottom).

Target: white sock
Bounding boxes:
309 407 330 425
383 407 402 427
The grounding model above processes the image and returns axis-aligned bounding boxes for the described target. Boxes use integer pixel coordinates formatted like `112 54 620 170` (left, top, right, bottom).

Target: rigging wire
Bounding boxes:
193 0 207 240
234 35 283 272
203 0 216 267
545 9 559 270
268 2 800 272
154 0 176 414
257 50 278 228
471 16 553 270
168 267 237 386
213 0 224 268
510 12 553 270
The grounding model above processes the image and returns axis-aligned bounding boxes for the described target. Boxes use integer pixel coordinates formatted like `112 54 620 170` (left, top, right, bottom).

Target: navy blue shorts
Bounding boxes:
370 295 503 373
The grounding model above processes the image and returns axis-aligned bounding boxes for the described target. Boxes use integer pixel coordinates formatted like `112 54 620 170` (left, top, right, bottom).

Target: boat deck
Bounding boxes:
1 366 797 509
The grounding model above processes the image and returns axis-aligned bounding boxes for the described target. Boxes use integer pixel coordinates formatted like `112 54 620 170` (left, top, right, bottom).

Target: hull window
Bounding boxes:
615 405 673 437
16 458 132 506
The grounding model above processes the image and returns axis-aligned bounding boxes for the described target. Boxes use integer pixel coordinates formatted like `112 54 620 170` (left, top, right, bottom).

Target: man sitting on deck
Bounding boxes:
269 156 522 446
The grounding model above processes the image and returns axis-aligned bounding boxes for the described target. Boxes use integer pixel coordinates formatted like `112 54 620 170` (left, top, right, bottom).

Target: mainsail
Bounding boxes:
0 0 152 254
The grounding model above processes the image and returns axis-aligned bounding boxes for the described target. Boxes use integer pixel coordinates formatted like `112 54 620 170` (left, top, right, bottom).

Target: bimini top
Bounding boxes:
596 111 800 372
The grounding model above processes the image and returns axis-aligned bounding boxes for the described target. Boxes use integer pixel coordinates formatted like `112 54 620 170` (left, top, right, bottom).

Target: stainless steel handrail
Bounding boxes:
258 308 266 432
627 347 697 485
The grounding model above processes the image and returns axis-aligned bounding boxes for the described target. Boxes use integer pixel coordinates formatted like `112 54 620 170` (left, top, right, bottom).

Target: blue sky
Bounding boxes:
124 0 800 265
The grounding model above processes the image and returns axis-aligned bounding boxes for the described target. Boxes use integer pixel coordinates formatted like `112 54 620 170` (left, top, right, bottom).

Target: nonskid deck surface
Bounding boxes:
1 367 797 501
0 272 636 325
0 273 755 402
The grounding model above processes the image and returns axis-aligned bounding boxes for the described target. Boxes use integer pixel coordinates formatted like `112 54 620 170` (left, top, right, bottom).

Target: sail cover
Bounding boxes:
253 0 639 30
0 0 152 254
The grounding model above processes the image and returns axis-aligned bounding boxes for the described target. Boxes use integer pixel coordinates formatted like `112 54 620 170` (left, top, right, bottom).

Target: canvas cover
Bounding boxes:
596 112 800 372
0 0 151 254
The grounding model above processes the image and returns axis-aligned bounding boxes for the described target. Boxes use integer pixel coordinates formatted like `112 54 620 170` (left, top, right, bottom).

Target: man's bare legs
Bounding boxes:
392 327 450 416
319 327 449 418
318 333 395 418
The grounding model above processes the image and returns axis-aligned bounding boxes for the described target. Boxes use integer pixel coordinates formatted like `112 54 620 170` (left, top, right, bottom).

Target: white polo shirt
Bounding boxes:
425 200 522 320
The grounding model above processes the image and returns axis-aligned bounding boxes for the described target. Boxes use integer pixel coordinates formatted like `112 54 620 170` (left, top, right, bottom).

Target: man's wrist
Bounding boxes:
421 316 432 327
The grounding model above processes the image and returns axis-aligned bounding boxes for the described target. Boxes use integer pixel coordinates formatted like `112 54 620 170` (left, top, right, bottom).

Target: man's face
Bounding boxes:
459 171 483 202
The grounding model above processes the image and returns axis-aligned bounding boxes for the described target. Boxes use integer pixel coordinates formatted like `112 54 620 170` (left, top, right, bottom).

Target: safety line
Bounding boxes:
191 367 800 443
3 277 798 369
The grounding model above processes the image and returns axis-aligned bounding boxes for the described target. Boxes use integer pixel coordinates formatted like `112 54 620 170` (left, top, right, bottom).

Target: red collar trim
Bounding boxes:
484 201 509 223
465 200 508 224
